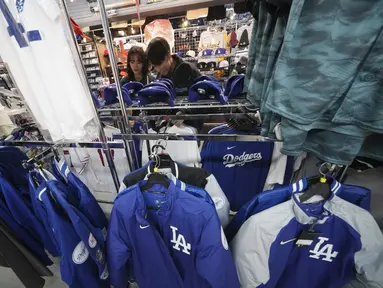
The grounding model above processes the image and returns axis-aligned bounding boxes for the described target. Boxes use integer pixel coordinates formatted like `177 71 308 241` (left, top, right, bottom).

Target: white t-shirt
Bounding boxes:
142 125 201 167
198 30 225 51
0 0 98 141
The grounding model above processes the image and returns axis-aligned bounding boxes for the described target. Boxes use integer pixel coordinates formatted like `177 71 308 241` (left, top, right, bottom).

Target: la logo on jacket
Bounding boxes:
170 226 191 255
309 237 338 262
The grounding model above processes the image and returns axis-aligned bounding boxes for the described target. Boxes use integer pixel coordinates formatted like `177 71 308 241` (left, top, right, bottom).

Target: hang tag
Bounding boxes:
295 230 322 247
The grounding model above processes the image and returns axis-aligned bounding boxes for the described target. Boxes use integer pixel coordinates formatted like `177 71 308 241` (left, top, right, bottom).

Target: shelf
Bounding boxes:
82 57 98 60
76 0 244 27
86 69 101 73
79 42 95 46
98 97 255 112
81 50 96 53
84 63 100 66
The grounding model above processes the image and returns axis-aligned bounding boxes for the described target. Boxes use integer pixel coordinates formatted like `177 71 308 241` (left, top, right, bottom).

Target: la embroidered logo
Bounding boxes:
309 237 338 262
170 226 191 255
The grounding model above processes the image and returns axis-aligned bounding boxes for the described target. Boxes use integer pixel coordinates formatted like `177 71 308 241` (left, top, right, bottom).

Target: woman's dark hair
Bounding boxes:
127 46 149 82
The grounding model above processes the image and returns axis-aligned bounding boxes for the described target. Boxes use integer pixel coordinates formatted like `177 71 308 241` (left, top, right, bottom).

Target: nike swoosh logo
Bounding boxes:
280 238 297 245
227 146 236 150
140 225 150 229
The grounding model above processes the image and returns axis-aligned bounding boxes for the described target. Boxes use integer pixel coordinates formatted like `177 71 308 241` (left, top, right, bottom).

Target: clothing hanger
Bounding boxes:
141 144 170 192
299 162 335 203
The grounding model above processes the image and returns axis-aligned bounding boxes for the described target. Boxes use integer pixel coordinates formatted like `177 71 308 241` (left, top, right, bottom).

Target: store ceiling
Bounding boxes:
65 0 243 27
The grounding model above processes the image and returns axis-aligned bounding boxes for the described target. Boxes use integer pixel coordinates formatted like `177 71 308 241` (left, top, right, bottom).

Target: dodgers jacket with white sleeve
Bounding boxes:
231 178 383 288
226 177 371 242
108 180 239 288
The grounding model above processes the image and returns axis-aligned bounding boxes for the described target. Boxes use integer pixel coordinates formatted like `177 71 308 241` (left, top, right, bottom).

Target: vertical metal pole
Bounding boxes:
58 0 120 192
97 0 139 171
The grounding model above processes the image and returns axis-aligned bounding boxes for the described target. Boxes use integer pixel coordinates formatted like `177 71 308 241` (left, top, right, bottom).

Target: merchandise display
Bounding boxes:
246 0 383 165
231 177 383 287
0 0 98 141
0 1 382 288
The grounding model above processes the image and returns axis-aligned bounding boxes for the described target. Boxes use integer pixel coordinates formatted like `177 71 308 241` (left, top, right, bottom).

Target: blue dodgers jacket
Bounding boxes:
33 170 109 288
0 197 51 265
108 180 239 288
231 178 383 288
52 159 108 237
226 177 371 243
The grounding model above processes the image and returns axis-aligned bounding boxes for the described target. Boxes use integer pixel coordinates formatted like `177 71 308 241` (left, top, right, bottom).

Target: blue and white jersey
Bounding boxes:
201 128 275 211
108 180 239 288
231 178 383 288
226 177 371 243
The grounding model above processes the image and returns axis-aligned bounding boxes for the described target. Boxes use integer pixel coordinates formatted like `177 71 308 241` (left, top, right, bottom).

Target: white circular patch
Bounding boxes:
100 266 109 280
213 197 225 210
72 241 89 264
89 233 97 248
221 226 228 250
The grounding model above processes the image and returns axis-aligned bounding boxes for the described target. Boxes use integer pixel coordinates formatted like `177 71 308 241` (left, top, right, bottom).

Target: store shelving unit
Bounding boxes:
79 42 103 91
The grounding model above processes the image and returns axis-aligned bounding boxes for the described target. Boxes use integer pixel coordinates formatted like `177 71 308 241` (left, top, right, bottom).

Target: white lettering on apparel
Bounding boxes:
223 151 262 168
309 237 338 262
170 226 191 255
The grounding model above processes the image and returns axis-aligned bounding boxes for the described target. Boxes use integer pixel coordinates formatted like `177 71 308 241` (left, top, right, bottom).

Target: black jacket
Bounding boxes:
158 54 201 96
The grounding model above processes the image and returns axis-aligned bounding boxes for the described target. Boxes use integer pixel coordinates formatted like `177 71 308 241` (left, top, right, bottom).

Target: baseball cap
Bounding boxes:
219 60 229 68
215 48 227 56
207 62 217 70
104 85 137 106
185 50 196 58
122 82 144 105
103 86 118 105
202 49 214 57
193 75 219 83
152 78 176 95
189 80 228 104
224 74 245 98
176 51 184 57
197 62 207 70
138 82 175 106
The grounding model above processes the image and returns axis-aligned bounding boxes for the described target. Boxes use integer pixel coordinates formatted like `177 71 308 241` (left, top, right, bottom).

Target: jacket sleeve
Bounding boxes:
353 212 383 287
196 213 240 288
107 208 131 288
205 174 230 229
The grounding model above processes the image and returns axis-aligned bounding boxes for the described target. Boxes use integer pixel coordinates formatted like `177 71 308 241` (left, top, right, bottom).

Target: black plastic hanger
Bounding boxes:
141 173 169 191
299 163 334 203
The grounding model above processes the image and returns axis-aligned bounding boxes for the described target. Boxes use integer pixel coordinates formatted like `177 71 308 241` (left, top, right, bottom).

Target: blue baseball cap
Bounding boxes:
103 86 118 105
224 74 245 98
122 82 144 105
215 48 227 55
202 49 214 57
153 78 175 93
189 80 228 104
138 83 175 107
193 75 219 84
176 51 184 57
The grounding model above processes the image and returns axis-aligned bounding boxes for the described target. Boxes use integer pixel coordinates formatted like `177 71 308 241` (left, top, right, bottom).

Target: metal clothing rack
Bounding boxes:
0 0 281 199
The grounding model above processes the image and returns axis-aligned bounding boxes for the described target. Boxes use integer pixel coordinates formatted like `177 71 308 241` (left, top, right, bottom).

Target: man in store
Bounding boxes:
146 37 201 95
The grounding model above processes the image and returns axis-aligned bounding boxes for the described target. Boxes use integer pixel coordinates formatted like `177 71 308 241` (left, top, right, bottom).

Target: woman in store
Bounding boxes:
121 46 153 86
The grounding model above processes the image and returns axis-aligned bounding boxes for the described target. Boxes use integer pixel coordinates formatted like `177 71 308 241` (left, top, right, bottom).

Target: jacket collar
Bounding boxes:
135 179 177 225
290 176 341 224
